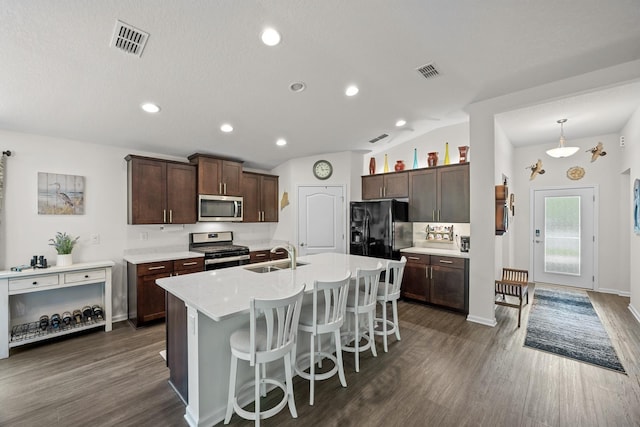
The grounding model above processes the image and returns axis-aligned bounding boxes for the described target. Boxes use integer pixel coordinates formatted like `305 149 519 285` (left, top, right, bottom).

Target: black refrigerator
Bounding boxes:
350 200 413 260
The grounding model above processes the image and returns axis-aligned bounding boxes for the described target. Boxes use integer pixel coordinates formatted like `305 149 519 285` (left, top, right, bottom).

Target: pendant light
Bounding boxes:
546 119 579 158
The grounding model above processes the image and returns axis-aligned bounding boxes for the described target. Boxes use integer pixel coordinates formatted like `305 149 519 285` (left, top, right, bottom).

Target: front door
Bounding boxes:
532 187 596 289
297 186 345 256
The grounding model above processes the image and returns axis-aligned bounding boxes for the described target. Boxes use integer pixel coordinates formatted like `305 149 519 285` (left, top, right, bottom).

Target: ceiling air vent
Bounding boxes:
110 20 149 58
416 62 440 80
369 133 389 143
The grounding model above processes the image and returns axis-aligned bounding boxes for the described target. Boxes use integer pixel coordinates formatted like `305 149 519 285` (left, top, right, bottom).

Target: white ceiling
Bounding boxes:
1 1 640 169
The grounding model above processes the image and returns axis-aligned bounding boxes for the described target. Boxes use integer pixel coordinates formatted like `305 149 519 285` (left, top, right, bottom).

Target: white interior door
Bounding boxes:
532 187 596 289
298 186 345 256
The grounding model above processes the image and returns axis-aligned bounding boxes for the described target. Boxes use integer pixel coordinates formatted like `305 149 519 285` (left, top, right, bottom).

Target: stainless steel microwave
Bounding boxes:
198 195 243 222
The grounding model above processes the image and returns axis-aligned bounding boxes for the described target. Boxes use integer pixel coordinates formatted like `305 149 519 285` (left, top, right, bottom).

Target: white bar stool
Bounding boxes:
374 257 407 352
342 265 383 372
295 273 351 405
224 286 305 427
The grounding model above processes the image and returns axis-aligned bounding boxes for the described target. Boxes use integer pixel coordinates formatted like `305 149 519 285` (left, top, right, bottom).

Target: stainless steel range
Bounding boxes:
189 231 250 270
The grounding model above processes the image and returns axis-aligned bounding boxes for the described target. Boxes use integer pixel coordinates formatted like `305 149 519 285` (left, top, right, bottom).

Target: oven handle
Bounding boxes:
205 254 251 265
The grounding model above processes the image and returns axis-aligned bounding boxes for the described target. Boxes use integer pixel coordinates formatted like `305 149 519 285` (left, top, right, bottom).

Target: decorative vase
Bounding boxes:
427 152 438 167
383 154 389 173
458 146 469 163
444 142 450 165
412 148 418 169
394 160 405 171
369 157 376 175
57 253 73 267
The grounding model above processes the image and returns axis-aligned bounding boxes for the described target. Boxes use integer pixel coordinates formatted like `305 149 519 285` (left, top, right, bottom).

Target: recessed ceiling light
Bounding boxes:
395 119 407 127
345 85 359 97
289 82 306 92
220 123 234 133
261 28 281 46
141 103 160 113
276 138 287 146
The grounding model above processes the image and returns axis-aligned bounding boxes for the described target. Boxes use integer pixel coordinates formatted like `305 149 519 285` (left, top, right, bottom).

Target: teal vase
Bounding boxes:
412 148 418 169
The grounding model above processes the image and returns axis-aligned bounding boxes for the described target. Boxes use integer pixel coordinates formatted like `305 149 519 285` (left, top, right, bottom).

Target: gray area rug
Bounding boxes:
524 287 626 374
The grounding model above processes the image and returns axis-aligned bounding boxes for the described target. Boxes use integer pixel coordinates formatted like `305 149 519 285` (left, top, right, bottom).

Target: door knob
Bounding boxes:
300 242 305 247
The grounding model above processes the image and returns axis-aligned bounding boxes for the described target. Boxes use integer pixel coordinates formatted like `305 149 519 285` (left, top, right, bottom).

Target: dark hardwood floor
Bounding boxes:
2 286 639 426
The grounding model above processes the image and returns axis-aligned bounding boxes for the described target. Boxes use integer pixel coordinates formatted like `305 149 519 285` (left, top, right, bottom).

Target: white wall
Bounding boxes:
364 122 470 174
620 105 640 320
494 122 516 276
0 130 275 320
512 133 624 294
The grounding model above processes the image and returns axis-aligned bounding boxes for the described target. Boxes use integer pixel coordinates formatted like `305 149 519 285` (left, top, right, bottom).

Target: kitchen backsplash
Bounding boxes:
412 222 470 250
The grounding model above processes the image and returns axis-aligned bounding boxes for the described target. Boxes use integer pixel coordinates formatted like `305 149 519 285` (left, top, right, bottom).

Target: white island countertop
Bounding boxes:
156 252 386 322
401 246 469 259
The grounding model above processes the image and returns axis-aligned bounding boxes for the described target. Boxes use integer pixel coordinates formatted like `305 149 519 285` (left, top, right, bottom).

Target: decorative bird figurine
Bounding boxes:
527 159 546 181
587 142 607 162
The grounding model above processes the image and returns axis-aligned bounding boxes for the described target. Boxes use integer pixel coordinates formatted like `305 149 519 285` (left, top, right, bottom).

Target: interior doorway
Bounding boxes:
297 186 346 256
531 186 597 289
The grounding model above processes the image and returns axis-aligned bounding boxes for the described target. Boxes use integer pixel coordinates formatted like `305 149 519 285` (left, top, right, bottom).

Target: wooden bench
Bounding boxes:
495 268 530 327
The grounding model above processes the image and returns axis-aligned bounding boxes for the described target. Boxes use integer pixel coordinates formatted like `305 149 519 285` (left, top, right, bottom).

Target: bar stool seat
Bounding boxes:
374 257 407 352
295 273 351 405
224 286 305 427
342 265 383 372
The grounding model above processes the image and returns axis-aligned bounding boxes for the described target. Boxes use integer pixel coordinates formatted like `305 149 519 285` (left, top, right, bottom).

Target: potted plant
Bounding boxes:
49 232 79 267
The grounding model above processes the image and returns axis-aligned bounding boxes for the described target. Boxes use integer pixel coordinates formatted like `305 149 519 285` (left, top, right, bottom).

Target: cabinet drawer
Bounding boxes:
403 253 430 265
137 261 173 276
431 256 465 269
9 274 59 292
64 269 106 284
173 257 204 273
250 250 271 263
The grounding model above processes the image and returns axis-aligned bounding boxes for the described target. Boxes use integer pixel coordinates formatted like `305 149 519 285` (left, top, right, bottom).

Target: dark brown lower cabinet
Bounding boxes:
127 257 204 328
166 293 188 403
401 252 469 313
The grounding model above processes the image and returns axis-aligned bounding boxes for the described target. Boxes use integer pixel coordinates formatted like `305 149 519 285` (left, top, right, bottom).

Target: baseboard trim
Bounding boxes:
111 314 128 323
628 304 640 325
466 314 497 327
597 287 630 297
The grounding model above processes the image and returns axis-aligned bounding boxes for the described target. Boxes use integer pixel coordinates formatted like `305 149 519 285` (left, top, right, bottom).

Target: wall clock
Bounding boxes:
313 160 333 180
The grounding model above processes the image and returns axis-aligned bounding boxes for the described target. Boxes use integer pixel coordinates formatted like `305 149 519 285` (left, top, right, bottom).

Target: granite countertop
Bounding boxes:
235 239 290 252
401 246 469 259
123 251 204 264
156 252 386 322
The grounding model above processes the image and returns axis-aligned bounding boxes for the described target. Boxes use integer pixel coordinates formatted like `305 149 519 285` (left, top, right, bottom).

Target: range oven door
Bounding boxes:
204 254 250 270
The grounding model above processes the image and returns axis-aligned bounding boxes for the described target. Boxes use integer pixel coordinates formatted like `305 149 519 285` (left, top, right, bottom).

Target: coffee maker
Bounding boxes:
460 236 470 252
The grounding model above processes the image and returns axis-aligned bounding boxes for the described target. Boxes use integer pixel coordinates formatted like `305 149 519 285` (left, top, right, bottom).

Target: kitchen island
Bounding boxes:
156 252 385 427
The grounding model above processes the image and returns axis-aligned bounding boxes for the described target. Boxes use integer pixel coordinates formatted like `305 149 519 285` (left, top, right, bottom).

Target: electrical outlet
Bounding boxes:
139 232 148 241
90 234 100 245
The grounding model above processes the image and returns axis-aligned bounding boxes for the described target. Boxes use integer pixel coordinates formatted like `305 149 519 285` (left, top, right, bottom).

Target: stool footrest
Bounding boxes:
295 351 340 381
234 378 288 421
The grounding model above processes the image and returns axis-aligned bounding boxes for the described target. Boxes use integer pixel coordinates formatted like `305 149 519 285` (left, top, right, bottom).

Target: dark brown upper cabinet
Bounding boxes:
188 153 243 196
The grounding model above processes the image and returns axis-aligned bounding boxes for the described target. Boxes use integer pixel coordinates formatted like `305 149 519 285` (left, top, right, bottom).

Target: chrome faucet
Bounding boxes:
271 243 297 270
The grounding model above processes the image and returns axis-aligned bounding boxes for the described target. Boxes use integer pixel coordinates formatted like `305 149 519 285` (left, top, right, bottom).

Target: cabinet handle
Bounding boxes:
430 266 433 279
219 182 223 194
438 210 441 221
408 256 421 261
32 281 38 285
148 266 166 271
224 183 227 194
163 209 167 223
383 187 386 197
274 251 285 255
169 209 173 223
182 262 198 266
84 274 89 278
432 210 435 221
439 260 453 264
256 253 267 258
379 188 382 198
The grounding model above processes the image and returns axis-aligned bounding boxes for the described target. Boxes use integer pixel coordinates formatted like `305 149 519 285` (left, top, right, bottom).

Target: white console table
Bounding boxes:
0 260 114 359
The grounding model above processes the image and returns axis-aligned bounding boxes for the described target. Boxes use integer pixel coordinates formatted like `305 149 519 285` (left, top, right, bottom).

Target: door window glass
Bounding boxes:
544 196 580 275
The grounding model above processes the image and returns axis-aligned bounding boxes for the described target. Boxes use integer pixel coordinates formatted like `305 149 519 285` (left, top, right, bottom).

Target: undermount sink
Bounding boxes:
244 261 308 273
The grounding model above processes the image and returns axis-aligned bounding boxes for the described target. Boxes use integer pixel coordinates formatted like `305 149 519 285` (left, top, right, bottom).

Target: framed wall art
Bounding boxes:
635 178 640 235
38 172 85 215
